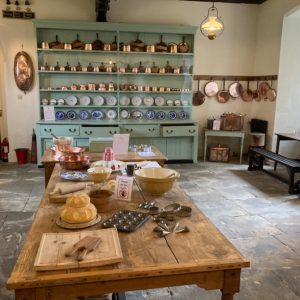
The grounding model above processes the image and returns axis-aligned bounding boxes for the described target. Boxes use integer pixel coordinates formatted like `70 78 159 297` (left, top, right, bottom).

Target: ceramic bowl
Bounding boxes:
134 168 180 195
52 137 73 146
87 167 112 182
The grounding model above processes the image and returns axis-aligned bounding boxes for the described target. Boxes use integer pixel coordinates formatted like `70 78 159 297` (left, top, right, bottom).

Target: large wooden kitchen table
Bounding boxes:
41 146 167 186
7 164 249 300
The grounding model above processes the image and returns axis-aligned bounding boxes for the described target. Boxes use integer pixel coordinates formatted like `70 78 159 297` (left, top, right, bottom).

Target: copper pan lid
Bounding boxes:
259 82 270 99
229 81 243 99
204 81 218 97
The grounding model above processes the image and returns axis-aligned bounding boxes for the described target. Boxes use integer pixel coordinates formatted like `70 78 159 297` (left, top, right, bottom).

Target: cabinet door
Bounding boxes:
166 137 193 160
74 139 89 147
40 125 80 137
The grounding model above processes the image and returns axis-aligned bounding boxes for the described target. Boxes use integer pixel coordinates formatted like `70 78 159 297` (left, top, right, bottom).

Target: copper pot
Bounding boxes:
166 87 171 92
84 44 92 50
106 67 112 72
71 84 77 90
145 68 151 73
152 87 157 92
145 86 150 91
159 87 165 92
119 68 125 73
122 45 131 52
64 43 72 50
50 66 54 71
80 84 87 90
60 67 65 71
104 44 111 51
99 87 106 91
89 83 96 90
40 66 45 71
82 67 87 72
204 80 219 97
132 68 138 73
108 87 114 91
94 67 99 72
138 86 143 91
59 155 90 170
146 45 155 52
61 86 68 90
168 43 178 53
229 81 243 99
159 68 165 74
51 146 85 158
42 42 49 49
173 68 180 74
71 67 76 72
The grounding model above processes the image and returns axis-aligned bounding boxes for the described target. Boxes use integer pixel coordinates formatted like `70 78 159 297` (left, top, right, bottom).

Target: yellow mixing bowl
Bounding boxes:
87 167 112 182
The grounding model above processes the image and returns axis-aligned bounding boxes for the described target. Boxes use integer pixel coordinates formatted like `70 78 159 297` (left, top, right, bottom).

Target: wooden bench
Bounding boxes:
248 148 300 194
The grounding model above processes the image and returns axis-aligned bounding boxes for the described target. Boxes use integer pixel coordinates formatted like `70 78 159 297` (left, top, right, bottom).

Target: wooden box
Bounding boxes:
209 144 229 162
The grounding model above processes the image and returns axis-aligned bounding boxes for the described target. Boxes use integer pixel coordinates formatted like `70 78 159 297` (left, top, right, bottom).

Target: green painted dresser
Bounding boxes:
33 20 199 166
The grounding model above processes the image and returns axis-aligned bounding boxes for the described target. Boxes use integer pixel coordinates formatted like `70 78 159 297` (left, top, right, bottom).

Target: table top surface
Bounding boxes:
275 133 300 141
41 146 167 164
204 129 245 134
7 164 249 291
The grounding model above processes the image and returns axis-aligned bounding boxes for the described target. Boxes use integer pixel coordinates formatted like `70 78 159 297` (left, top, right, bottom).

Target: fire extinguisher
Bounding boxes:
1 138 9 162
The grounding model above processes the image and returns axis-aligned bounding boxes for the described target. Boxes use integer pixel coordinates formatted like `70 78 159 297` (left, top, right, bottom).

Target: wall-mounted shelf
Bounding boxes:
193 75 278 81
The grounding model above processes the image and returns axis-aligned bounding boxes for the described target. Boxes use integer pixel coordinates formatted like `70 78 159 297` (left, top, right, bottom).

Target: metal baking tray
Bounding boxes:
102 210 149 232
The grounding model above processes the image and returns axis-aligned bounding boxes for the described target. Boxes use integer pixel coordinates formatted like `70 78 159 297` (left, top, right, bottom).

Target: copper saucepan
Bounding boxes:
217 79 230 103
50 35 64 49
178 36 189 53
59 155 90 170
72 34 85 50
155 35 167 53
266 78 277 102
242 80 253 102
92 33 104 50
253 79 261 102
229 79 243 99
51 146 85 157
193 79 205 106
259 80 270 100
204 79 219 97
132 33 145 52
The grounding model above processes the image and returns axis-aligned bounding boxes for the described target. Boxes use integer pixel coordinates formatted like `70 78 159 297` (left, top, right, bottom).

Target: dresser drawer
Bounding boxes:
120 125 159 137
81 126 120 138
40 125 80 137
160 125 198 137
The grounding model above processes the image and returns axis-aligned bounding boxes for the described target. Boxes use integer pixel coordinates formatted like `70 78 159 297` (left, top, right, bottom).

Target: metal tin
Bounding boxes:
60 66 65 71
64 43 72 50
145 86 150 92
173 68 180 74
163 204 181 213
152 87 157 92
102 210 149 232
104 44 111 51
42 42 49 49
89 83 96 90
61 86 68 90
40 66 45 71
159 68 165 73
174 206 192 217
145 68 151 73
119 68 125 73
80 84 87 90
209 144 229 163
50 66 55 71
82 67 87 72
138 86 143 91
132 68 138 73
146 45 155 52
166 87 171 92
159 87 165 92
71 67 76 72
106 67 112 72
94 67 99 72
84 44 92 50
71 84 77 90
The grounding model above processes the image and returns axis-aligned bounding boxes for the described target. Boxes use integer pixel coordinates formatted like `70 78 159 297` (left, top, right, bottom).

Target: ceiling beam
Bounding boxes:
181 0 267 4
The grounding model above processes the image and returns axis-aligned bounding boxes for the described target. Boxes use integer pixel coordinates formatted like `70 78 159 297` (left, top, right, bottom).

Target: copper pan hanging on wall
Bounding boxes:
14 51 34 94
228 79 243 99
193 79 205 106
155 35 168 53
132 33 145 52
49 35 64 49
259 80 270 100
217 78 230 103
266 78 277 102
92 33 104 50
204 78 218 97
178 36 189 53
72 34 85 50
253 79 261 102
242 80 253 102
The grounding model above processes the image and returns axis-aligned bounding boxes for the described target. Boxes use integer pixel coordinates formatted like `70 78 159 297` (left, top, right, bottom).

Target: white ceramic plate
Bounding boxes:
120 109 130 120
119 96 130 106
106 109 117 120
93 96 104 106
79 96 91 106
174 99 181 106
144 96 154 106
57 98 65 105
132 96 142 106
155 96 165 106
106 96 117 106
66 95 77 106
167 100 173 106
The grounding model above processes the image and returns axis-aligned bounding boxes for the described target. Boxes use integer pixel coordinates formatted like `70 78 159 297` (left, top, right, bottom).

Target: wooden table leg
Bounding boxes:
44 163 55 187
15 289 36 300
158 161 165 168
274 136 280 171
220 269 241 300
203 133 207 162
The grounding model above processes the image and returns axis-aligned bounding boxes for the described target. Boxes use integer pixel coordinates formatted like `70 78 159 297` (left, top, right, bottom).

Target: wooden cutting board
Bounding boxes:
49 182 94 203
34 228 123 271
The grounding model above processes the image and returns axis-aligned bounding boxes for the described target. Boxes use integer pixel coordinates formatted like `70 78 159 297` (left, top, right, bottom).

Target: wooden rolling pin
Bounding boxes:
50 182 94 195
135 161 149 168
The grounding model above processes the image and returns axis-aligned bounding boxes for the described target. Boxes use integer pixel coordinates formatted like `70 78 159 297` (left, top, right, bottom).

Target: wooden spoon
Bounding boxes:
51 133 59 139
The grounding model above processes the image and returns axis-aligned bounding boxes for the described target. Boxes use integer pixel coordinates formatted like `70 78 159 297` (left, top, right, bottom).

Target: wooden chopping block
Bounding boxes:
49 182 94 203
65 236 100 257
249 132 265 147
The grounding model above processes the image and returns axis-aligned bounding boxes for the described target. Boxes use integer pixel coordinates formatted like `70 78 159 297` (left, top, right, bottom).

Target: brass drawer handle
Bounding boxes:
166 130 173 134
126 129 133 132
109 131 117 135
85 131 92 135
69 129 76 133
189 129 196 133
149 128 155 132
44 129 52 133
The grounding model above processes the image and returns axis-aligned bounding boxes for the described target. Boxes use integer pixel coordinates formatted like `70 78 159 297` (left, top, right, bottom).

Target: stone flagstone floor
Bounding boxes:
1 159 300 300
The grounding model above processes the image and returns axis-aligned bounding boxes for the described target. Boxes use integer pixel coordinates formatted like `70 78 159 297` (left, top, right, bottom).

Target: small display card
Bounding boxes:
114 175 133 201
138 152 156 157
113 134 130 155
43 106 55 121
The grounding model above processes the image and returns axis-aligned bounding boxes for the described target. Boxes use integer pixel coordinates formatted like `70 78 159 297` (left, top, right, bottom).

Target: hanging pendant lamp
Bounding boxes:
200 2 224 40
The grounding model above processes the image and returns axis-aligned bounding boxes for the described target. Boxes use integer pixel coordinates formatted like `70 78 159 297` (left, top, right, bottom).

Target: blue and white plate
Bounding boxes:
79 110 89 120
179 111 188 120
91 110 104 120
67 110 76 120
157 111 166 120
55 111 65 120
168 111 177 120
146 110 155 120
132 110 144 120
106 109 117 120
60 171 89 180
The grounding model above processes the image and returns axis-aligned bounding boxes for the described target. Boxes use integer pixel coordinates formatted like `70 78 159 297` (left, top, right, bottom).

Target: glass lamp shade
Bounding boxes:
202 17 223 31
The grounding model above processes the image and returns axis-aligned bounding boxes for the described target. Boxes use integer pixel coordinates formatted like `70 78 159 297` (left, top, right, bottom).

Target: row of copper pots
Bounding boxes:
41 42 112 51
194 79 276 106
119 83 189 92
45 82 114 91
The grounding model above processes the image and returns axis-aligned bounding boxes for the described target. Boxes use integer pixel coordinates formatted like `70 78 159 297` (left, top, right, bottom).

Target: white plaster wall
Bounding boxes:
252 0 300 151
0 0 260 161
273 9 300 158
